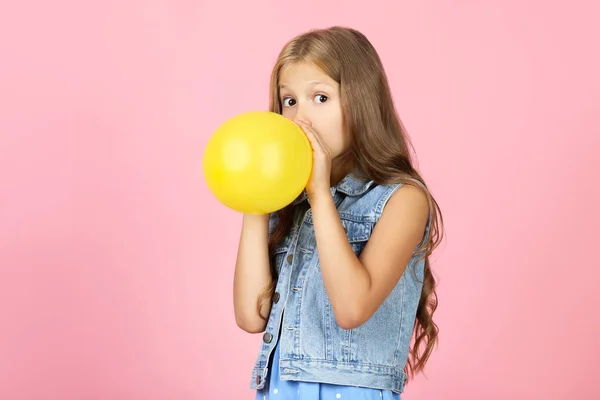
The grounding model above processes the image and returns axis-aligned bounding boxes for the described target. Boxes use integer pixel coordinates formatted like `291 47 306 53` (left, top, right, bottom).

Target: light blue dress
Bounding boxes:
255 338 401 400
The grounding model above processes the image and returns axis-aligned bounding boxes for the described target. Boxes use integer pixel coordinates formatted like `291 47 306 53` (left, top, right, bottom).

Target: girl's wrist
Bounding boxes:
307 187 334 208
242 213 270 224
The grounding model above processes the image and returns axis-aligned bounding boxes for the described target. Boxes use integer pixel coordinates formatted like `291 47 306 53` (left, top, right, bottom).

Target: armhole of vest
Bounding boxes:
418 213 432 249
378 183 432 251
376 183 404 216
268 212 278 238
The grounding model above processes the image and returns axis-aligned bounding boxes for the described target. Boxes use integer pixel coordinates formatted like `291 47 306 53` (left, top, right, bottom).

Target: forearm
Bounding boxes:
233 214 272 333
309 191 371 328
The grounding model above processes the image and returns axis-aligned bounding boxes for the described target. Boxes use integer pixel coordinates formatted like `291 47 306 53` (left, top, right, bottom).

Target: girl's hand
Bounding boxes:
294 118 332 198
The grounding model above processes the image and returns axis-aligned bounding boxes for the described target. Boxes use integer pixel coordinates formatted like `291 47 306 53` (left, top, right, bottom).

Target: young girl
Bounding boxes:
233 26 443 399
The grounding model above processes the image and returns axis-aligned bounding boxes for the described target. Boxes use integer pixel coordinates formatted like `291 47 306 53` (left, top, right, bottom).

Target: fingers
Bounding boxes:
295 119 320 150
294 119 329 157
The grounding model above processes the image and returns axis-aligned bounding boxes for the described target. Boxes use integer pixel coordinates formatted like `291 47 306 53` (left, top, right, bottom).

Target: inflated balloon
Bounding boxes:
202 111 313 214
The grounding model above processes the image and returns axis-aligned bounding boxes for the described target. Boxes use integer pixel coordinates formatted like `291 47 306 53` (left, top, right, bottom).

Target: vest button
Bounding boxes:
272 292 280 303
286 254 293 264
255 375 261 385
263 332 273 343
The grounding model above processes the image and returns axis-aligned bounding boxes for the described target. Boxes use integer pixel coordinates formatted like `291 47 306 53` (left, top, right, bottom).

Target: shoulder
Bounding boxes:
370 183 430 248
386 183 429 218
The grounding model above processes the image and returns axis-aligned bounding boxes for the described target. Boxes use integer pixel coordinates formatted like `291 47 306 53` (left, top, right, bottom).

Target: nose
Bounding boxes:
293 105 310 124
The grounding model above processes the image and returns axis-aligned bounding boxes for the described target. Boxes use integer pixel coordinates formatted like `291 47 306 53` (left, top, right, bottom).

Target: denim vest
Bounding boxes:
250 172 429 394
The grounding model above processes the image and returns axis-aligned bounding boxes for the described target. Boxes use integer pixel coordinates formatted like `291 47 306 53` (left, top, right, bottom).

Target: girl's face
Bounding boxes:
278 62 350 160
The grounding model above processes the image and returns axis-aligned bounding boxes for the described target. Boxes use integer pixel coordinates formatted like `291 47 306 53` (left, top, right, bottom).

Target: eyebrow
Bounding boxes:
279 81 333 89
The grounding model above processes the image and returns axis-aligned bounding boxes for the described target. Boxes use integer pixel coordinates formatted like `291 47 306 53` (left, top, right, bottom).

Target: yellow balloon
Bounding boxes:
202 111 313 214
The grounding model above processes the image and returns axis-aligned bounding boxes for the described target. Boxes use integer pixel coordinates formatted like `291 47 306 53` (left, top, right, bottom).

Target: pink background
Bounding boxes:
1 0 599 399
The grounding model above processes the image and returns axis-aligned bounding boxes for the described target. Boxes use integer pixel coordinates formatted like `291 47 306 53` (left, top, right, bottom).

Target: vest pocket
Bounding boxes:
340 218 373 256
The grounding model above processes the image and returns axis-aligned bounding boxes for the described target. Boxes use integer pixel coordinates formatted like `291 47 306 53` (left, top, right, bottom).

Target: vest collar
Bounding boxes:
292 171 374 205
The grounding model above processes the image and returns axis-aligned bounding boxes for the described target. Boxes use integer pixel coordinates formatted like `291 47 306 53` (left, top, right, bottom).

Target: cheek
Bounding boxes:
321 123 347 153
280 108 294 119
330 116 346 145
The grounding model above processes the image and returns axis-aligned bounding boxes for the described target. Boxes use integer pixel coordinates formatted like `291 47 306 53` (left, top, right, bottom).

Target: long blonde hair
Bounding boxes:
258 26 445 382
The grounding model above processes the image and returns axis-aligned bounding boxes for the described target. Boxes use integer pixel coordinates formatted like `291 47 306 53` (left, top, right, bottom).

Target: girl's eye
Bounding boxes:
314 94 328 104
283 97 296 107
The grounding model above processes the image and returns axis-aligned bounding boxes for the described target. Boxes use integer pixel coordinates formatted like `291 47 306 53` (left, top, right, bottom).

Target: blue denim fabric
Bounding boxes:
250 172 429 395
255 340 401 400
